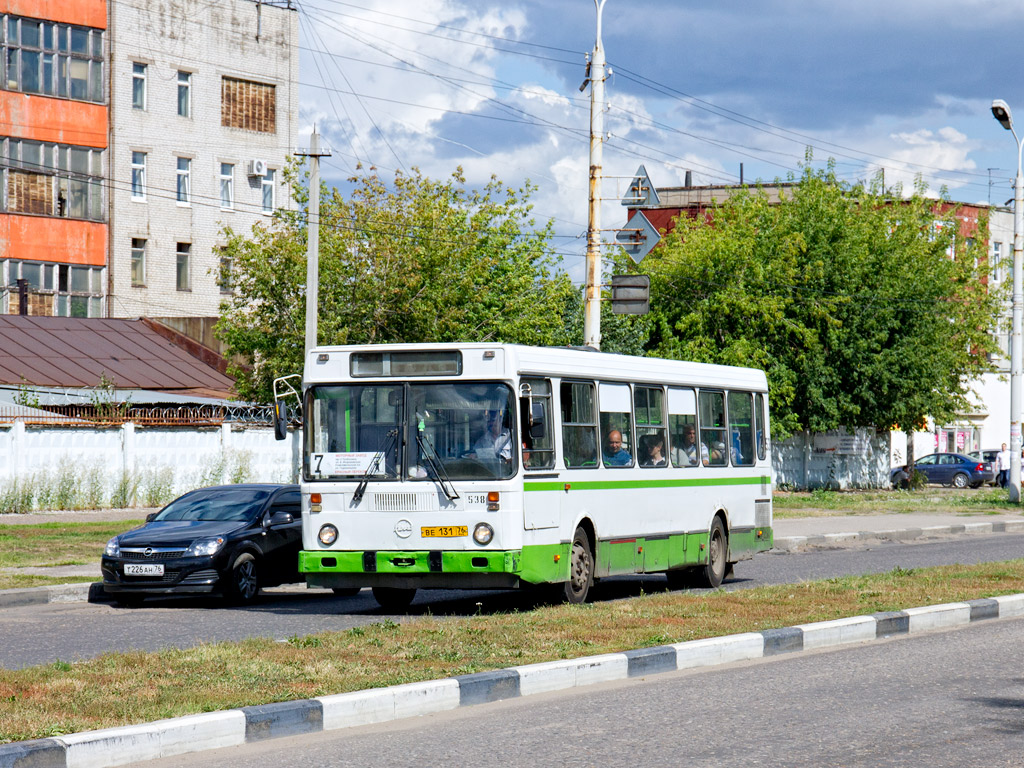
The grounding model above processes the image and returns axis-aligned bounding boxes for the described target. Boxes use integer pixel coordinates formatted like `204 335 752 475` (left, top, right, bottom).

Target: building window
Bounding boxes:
176 157 190 204
220 163 234 209
221 76 276 133
130 238 145 286
176 243 191 291
2 16 104 103
130 151 146 201
992 241 1003 282
7 259 103 316
7 168 52 215
262 168 276 213
177 70 191 117
3 139 104 221
132 62 146 109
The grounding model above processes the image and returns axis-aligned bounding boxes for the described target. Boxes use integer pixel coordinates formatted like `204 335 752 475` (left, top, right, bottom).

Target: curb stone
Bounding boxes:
4 593 1024 767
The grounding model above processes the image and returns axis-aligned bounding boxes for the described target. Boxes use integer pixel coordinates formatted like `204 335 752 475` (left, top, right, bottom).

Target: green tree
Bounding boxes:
642 162 1001 440
216 166 576 402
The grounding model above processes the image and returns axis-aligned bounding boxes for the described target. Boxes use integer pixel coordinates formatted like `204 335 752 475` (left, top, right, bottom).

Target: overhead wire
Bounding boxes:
296 1 408 173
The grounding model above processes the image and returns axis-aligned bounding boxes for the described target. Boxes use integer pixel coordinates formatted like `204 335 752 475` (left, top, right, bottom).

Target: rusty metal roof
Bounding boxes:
0 317 236 400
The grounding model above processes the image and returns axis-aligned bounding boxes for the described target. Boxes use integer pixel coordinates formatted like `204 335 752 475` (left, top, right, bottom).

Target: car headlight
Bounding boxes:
185 537 225 557
104 537 120 557
473 523 494 545
318 524 338 546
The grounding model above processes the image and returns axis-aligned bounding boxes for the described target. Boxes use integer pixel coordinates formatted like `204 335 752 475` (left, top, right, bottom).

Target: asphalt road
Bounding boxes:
3 534 1024 670
133 616 1024 768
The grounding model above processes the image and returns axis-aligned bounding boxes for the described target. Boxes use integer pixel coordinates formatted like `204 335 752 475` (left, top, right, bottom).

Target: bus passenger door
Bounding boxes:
521 378 559 530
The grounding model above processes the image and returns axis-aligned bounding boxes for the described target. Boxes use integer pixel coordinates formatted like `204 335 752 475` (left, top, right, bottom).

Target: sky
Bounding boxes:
292 0 1024 282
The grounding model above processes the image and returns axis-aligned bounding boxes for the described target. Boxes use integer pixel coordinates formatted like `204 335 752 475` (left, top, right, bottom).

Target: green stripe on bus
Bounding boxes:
523 476 768 492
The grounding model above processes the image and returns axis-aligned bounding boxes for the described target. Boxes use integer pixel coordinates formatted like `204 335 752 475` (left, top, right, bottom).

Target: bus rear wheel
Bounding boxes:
562 526 594 604
372 587 416 612
695 517 728 589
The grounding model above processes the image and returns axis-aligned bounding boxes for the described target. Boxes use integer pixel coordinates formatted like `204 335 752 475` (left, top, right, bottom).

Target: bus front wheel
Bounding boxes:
372 586 416 612
562 526 594 604
695 517 728 589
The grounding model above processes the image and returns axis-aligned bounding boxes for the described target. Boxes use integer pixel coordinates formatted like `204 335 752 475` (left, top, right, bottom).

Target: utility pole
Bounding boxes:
991 99 1024 503
296 128 331 358
583 0 608 349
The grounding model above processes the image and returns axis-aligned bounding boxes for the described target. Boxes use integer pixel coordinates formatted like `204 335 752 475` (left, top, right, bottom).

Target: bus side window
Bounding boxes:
755 393 767 461
667 387 698 468
634 386 667 468
698 390 728 466
521 378 555 469
598 382 633 468
727 391 755 467
560 381 598 468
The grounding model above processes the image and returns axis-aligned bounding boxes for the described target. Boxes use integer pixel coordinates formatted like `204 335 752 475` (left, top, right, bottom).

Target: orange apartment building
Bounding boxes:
1 0 107 316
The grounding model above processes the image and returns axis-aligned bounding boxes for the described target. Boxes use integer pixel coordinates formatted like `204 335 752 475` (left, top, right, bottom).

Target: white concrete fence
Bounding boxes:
772 428 898 490
0 422 299 511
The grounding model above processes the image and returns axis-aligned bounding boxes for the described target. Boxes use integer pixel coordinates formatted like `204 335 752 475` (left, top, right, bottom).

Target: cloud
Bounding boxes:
296 0 1024 282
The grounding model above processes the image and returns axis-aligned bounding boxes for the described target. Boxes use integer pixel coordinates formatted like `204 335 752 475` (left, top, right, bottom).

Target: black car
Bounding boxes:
102 484 302 606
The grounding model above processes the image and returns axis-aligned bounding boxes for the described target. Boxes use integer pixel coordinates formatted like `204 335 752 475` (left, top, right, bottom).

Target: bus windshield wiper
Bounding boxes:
352 428 397 506
416 429 460 502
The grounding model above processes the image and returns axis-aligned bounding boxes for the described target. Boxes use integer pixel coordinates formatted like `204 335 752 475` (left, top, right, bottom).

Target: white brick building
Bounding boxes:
107 0 298 318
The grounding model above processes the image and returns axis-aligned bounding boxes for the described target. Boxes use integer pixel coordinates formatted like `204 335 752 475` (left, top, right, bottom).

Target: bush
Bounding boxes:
110 470 141 509
142 467 175 508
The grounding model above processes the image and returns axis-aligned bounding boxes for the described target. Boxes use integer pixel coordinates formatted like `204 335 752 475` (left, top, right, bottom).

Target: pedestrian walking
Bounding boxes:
998 442 1011 487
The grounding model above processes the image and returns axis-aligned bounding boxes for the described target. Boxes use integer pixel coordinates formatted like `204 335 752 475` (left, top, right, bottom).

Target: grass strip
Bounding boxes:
774 488 1019 517
4 559 1024 743
0 522 141 591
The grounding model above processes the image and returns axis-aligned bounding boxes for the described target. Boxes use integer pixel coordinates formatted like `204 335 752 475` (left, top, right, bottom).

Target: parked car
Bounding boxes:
102 484 302 606
890 453 995 490
968 449 1002 486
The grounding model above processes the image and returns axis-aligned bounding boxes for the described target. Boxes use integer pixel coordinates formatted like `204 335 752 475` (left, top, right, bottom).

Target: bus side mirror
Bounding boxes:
274 400 289 441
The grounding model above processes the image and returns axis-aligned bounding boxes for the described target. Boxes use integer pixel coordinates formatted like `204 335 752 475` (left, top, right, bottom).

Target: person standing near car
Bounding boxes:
998 443 1011 488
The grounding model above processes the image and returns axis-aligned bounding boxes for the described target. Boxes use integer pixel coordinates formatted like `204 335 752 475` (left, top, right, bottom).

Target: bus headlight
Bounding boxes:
318 524 339 546
473 523 494 545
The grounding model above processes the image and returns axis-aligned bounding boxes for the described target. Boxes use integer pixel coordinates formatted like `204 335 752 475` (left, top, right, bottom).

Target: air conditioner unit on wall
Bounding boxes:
247 159 267 177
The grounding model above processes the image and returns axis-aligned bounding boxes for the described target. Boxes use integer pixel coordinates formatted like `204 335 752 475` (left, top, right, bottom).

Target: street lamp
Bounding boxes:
992 98 1024 503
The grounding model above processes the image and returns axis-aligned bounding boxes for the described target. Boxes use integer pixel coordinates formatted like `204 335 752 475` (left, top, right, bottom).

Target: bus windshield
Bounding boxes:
305 382 517 481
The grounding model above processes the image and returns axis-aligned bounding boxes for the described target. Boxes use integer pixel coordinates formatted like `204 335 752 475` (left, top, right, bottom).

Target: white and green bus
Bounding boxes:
283 343 773 610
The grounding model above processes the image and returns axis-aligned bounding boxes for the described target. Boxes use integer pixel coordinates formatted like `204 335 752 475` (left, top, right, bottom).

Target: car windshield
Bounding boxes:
153 488 272 522
305 381 517 481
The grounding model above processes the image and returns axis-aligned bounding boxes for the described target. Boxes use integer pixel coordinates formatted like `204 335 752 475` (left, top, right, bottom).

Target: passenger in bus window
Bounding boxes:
674 424 707 466
603 430 632 466
471 409 512 463
707 441 726 466
640 434 667 467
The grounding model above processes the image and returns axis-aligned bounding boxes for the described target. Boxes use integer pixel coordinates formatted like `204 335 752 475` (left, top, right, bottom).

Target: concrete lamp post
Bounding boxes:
992 98 1024 503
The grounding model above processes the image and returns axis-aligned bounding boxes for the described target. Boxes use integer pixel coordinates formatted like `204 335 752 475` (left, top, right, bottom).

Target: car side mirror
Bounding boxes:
145 513 157 523
267 510 294 527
